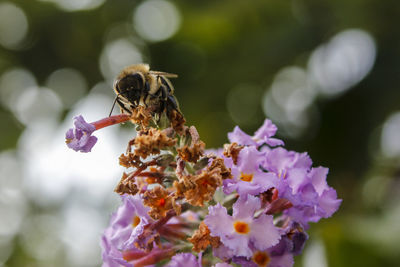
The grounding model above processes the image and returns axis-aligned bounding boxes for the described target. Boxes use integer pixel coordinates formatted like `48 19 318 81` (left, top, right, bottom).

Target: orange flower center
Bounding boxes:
158 198 166 207
240 172 254 182
234 221 250 234
201 178 211 186
146 177 157 184
132 216 141 227
252 251 270 267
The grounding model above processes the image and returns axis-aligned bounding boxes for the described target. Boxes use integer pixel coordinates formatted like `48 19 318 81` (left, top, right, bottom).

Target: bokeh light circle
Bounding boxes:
46 68 88 108
37 0 105 12
308 29 376 96
381 112 400 158
0 68 37 110
99 38 143 80
0 2 28 49
14 87 63 125
133 0 181 42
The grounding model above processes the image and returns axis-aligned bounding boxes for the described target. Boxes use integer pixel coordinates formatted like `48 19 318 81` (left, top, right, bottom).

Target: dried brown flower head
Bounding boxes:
223 142 243 165
130 105 152 128
177 142 205 163
188 222 220 252
173 175 196 198
134 128 176 159
181 168 223 206
143 186 180 220
207 157 232 180
177 126 205 163
114 172 139 195
119 153 143 168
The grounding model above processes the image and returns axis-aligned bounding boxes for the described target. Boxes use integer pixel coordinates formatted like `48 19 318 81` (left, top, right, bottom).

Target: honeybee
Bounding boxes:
110 64 181 122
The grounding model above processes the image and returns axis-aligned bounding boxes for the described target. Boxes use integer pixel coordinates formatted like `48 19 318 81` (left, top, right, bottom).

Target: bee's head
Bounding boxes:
115 72 145 95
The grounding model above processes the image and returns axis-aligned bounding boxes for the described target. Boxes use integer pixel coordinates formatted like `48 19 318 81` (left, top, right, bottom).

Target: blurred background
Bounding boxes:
1 0 400 266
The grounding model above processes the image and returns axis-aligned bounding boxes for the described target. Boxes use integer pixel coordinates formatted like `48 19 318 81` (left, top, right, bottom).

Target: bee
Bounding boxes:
110 64 181 122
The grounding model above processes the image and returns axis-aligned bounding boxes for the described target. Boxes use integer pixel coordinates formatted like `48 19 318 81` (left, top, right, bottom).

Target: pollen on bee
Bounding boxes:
233 221 250 234
240 172 254 182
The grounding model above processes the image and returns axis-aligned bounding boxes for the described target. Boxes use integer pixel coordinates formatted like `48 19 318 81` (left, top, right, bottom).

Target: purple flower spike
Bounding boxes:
65 115 98 152
205 195 281 258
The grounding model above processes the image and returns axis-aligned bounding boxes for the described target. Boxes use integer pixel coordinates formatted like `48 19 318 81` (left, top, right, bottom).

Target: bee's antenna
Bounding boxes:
109 95 119 117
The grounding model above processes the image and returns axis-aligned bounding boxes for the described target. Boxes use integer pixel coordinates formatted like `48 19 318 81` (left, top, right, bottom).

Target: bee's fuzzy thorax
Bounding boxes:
117 63 150 80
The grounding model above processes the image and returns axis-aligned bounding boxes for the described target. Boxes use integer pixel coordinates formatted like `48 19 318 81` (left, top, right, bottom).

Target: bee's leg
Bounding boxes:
166 94 181 119
160 85 167 101
167 95 179 111
143 81 150 107
156 99 166 123
154 86 169 124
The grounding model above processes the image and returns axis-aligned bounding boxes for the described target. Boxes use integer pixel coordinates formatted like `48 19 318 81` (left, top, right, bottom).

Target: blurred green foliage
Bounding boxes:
1 0 400 266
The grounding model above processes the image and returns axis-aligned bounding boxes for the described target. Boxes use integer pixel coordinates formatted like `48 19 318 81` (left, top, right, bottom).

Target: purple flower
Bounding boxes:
205 195 281 257
285 222 308 256
282 167 341 228
228 119 284 148
223 146 278 196
233 248 294 267
213 263 234 267
213 233 297 267
261 147 341 228
101 227 134 267
263 147 312 177
101 194 152 260
213 243 236 261
232 235 297 267
166 253 202 267
65 115 98 152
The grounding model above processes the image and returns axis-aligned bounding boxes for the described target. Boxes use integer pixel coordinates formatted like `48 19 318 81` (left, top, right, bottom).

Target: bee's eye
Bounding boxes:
116 73 144 94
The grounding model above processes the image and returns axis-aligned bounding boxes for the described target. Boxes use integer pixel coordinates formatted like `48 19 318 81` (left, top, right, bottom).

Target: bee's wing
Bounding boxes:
150 71 178 78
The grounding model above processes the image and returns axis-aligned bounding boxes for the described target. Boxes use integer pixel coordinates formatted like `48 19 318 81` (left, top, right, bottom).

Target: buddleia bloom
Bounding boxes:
66 67 341 266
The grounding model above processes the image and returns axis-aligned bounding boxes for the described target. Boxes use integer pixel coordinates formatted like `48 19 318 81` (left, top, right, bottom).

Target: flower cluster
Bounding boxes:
66 103 341 266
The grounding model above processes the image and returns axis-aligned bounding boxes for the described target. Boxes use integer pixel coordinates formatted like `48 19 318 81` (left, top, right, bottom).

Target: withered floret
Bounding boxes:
177 142 205 163
223 142 243 165
119 153 143 168
207 157 232 180
188 222 220 252
177 126 205 163
114 172 139 195
143 186 180 220
134 128 177 159
176 168 222 207
130 105 152 128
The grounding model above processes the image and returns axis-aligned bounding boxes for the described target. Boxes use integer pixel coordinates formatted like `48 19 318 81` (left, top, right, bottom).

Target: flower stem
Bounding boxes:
92 114 131 130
